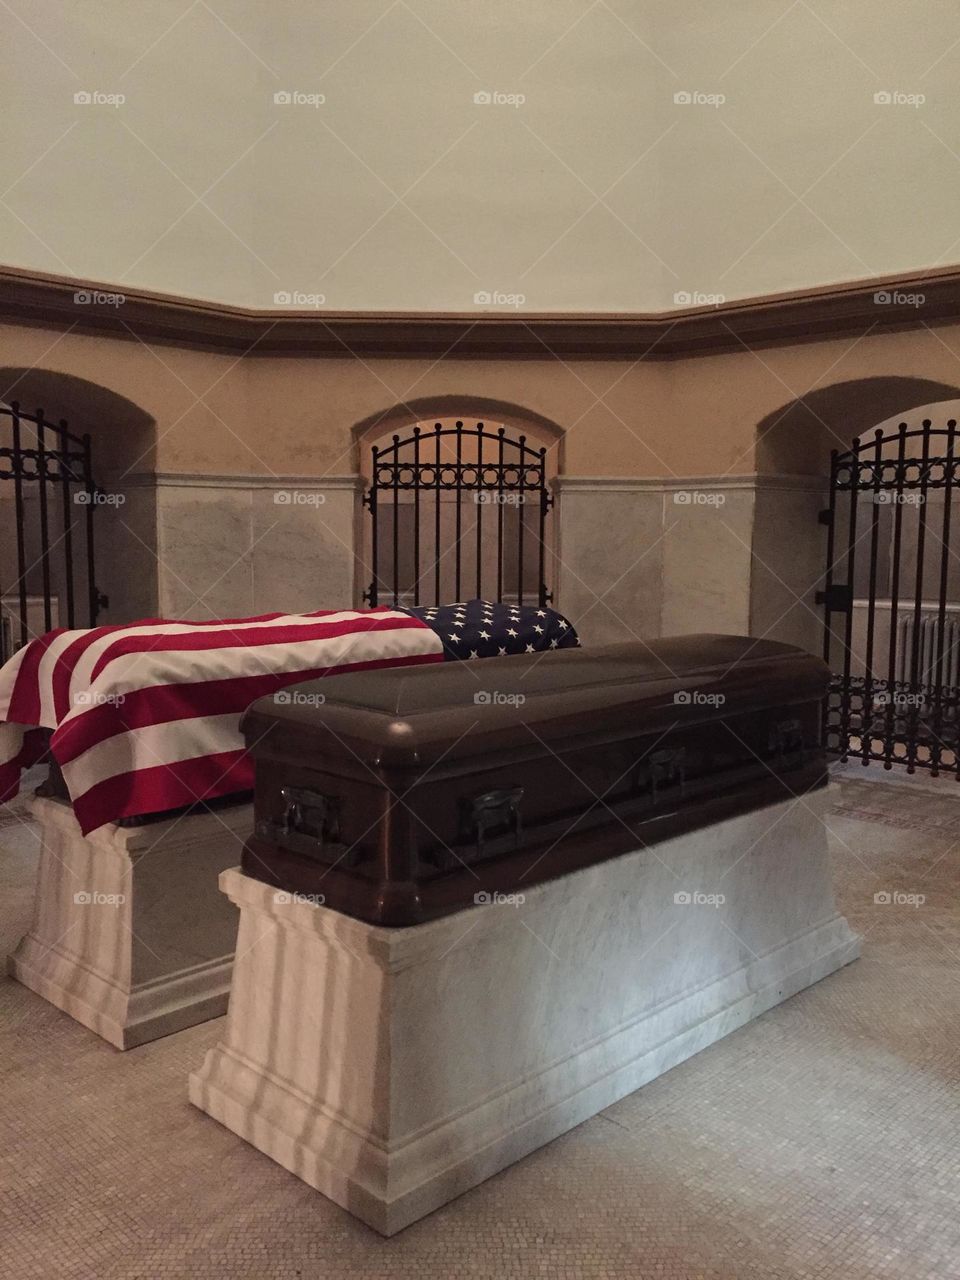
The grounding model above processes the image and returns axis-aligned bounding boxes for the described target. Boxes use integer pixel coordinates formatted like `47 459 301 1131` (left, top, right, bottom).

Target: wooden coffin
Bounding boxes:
239 636 830 926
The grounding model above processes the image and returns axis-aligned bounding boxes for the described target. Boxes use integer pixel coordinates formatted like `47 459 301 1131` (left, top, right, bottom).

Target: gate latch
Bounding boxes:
815 584 852 612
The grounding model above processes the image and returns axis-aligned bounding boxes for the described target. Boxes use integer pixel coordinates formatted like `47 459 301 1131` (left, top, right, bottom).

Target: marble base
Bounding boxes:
8 796 251 1049
189 793 859 1235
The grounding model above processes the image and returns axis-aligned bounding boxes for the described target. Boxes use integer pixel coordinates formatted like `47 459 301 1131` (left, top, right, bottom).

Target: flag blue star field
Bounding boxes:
401 599 580 660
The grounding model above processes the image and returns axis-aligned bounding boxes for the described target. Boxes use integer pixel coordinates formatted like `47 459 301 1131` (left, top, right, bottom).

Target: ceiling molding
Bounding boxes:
1 264 958 359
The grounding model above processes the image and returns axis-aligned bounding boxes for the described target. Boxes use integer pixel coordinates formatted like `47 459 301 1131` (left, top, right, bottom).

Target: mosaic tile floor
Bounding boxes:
1 776 959 1279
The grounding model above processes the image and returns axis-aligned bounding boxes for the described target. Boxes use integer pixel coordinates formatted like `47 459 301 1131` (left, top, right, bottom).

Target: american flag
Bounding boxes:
403 599 580 660
0 601 578 833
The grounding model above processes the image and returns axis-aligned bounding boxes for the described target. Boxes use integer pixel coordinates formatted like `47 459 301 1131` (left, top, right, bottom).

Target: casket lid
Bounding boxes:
241 635 828 775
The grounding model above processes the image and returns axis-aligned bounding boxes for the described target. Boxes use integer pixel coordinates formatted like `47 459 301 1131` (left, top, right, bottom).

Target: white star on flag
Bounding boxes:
507 628 518 637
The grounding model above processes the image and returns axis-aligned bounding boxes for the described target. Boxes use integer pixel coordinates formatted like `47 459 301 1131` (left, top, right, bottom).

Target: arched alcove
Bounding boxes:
351 398 565 607
751 380 960 673
0 370 160 626
755 376 960 477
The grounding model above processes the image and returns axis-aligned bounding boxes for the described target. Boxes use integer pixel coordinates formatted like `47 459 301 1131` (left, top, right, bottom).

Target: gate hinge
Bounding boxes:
815 584 852 612
818 508 833 526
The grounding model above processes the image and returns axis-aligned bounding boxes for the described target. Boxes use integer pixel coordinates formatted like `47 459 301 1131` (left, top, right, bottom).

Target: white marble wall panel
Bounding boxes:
554 483 664 646
146 476 360 621
659 486 754 636
751 484 828 656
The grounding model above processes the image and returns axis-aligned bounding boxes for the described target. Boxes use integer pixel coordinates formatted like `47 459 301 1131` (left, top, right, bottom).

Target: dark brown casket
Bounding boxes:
239 636 830 926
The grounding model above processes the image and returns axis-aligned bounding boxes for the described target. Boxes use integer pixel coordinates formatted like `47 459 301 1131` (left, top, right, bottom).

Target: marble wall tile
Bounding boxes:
661 488 754 636
555 488 664 646
156 487 254 621
250 487 357 614
751 486 828 655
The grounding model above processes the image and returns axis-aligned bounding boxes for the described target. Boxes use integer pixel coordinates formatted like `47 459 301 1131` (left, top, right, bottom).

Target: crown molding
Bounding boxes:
1 264 958 359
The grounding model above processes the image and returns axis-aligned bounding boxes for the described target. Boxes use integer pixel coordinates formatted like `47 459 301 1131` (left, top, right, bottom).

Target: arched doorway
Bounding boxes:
822 399 960 776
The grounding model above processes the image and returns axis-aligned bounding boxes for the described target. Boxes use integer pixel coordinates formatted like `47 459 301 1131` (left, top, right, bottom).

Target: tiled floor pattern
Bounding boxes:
1 776 959 1279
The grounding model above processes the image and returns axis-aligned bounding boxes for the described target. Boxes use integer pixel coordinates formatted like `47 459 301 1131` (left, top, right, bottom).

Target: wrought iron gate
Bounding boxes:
821 417 960 776
0 401 101 661
363 421 553 608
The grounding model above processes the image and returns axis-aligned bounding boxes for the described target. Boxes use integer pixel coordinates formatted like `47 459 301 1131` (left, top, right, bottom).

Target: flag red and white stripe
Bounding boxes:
0 608 443 834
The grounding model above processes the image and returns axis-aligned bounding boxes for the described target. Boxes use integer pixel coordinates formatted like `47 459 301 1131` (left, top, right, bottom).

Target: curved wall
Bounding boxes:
3 2 957 311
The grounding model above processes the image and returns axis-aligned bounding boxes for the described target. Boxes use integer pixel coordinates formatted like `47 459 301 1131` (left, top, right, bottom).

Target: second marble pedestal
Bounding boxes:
189 792 859 1234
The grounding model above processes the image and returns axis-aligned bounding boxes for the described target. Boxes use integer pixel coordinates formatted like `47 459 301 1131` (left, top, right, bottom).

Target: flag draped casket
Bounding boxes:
240 635 830 926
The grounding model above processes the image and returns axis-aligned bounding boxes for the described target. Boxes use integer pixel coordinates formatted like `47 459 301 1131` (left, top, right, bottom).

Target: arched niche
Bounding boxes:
0 369 159 624
750 379 960 657
351 398 565 607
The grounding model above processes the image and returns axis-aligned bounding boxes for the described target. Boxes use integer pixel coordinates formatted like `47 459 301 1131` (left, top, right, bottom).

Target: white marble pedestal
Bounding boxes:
189 792 859 1235
8 795 251 1049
